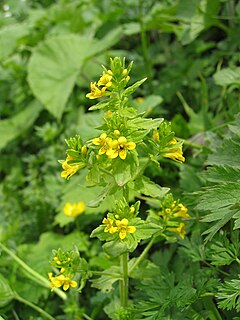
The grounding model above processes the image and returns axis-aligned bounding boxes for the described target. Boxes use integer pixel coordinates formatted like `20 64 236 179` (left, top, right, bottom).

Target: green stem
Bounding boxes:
129 236 155 275
90 271 121 278
14 293 56 320
0 243 67 300
202 296 222 320
83 313 94 320
120 252 129 308
139 0 152 83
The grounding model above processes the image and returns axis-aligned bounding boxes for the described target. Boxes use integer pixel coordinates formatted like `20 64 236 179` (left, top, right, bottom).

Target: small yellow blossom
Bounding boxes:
98 73 112 88
92 133 112 155
115 218 136 240
122 69 128 76
61 156 81 180
163 139 185 163
130 206 135 214
48 273 77 291
114 129 120 135
152 130 160 142
64 201 85 218
102 217 118 234
125 76 130 82
86 82 107 99
173 203 190 218
81 145 87 155
106 136 136 160
168 223 186 239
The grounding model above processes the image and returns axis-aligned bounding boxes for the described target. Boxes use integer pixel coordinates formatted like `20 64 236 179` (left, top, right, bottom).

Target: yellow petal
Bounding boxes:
119 149 127 160
127 226 136 234
119 230 127 240
126 142 136 150
70 281 77 288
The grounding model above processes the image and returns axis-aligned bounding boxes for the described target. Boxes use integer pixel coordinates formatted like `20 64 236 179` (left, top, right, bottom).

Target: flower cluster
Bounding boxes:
48 249 78 291
159 194 190 239
86 58 131 100
152 121 185 163
92 133 136 160
48 272 77 291
102 217 136 240
163 138 185 163
64 201 85 218
59 136 88 180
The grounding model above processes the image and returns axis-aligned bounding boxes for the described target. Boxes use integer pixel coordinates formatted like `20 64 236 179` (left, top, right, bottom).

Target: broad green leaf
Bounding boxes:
129 117 164 131
136 95 163 114
133 176 169 198
28 29 122 120
91 266 121 293
0 24 28 60
213 67 240 87
28 34 90 120
113 154 138 187
0 100 43 150
0 274 14 307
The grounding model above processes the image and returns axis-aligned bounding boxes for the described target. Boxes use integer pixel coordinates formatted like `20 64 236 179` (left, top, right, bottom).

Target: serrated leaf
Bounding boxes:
206 139 240 168
217 277 240 312
204 165 240 183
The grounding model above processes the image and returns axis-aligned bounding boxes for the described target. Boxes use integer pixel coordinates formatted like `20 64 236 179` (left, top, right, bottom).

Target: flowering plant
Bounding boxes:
49 57 189 317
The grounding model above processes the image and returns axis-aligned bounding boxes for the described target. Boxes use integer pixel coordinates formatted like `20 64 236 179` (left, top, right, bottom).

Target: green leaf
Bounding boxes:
134 219 162 241
207 139 240 168
129 117 164 131
0 24 28 60
0 274 14 307
28 34 89 120
113 154 138 187
91 266 121 293
28 29 122 119
103 237 138 257
133 175 169 198
124 78 147 97
213 67 240 87
0 100 43 150
136 95 163 114
217 277 240 312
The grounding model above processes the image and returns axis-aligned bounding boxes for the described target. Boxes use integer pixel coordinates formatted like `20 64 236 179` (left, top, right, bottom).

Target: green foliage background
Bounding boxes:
1 0 240 319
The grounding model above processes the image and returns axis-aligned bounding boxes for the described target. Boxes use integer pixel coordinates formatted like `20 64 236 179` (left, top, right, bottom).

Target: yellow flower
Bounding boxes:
168 223 186 239
163 139 185 163
173 203 190 218
106 136 136 160
92 133 112 155
64 201 85 218
61 156 81 180
98 73 112 88
152 130 160 142
48 273 77 291
86 82 107 99
115 218 136 240
102 217 118 234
